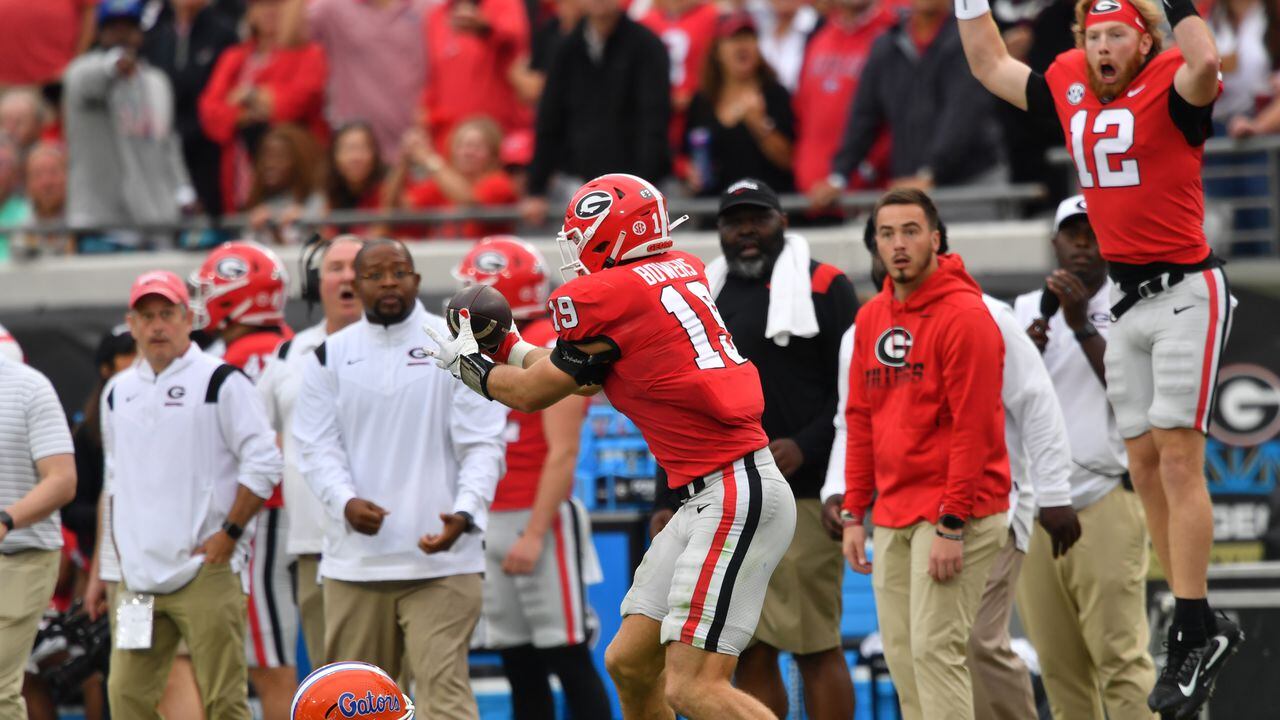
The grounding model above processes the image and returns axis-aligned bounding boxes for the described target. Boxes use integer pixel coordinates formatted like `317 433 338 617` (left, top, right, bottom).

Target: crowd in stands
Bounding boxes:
0 0 1276 259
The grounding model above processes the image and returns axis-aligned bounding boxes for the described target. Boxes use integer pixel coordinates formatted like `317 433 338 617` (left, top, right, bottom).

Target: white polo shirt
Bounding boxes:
823 296 1074 552
103 342 283 594
258 322 329 556
0 355 73 552
292 302 507 583
1014 281 1128 510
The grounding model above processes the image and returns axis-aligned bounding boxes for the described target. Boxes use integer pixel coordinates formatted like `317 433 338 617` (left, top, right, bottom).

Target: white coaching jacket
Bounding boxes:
292 301 507 583
823 295 1073 552
102 342 282 594
258 322 329 556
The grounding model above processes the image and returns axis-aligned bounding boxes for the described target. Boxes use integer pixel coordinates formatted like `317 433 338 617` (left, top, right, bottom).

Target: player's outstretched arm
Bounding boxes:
486 357 583 414
956 0 1034 110
1168 0 1220 106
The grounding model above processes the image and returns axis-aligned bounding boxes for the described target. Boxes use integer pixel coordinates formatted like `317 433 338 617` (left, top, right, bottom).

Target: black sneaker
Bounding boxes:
1171 618 1245 719
1148 642 1192 714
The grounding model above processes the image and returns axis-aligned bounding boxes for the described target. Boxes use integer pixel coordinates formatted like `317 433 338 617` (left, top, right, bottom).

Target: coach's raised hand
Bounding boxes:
344 498 389 535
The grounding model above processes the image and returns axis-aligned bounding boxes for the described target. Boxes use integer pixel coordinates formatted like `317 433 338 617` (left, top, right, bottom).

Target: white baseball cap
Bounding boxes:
1054 195 1088 231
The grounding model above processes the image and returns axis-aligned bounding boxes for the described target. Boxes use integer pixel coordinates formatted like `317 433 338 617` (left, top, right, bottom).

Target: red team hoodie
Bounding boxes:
843 253 1010 527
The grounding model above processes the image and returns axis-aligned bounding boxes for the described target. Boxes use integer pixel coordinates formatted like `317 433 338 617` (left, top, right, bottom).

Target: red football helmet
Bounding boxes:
453 235 550 319
557 173 688 280
190 240 289 331
291 662 414 720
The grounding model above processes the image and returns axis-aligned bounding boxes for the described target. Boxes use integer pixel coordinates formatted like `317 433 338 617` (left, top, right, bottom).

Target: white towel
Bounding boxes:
706 232 820 347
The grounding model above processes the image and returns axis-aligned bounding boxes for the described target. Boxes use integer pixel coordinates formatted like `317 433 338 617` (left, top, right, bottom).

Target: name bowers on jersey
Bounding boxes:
632 257 700 286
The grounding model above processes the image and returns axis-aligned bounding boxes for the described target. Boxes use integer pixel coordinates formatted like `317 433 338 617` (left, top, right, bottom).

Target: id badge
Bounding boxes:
114 591 155 650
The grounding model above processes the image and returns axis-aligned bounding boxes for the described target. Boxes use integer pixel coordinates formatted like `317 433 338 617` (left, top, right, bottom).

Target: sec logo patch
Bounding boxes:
1066 82 1085 105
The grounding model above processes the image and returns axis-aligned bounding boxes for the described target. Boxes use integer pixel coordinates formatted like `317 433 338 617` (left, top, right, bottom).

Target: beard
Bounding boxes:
1087 49 1144 101
725 227 786 280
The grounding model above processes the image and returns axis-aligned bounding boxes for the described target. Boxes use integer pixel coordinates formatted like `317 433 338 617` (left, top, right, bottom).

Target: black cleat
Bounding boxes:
1148 618 1246 718
1148 642 1191 714
1172 618 1245 719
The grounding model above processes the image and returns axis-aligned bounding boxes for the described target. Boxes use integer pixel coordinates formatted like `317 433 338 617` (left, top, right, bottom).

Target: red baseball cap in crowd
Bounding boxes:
716 11 757 39
129 270 190 309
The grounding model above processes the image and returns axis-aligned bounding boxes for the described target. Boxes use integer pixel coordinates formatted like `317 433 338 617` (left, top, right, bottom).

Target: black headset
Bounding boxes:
299 233 329 305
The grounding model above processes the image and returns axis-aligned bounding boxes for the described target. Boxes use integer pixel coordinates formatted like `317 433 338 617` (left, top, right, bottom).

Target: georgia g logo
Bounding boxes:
875 327 914 368
215 256 249 280
1090 0 1121 13
574 191 613 219
473 251 507 274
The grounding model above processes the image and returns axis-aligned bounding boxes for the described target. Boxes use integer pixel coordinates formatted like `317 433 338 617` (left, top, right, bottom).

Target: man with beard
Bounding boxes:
840 189 1011 720
824 214 1080 720
958 0 1240 714
700 178 857 720
257 235 364 669
292 239 507 720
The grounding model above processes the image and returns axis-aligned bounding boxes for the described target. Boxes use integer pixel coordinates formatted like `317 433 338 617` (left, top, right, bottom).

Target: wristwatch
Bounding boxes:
939 514 966 531
0 510 14 532
839 509 862 528
456 511 476 533
1074 323 1099 342
221 520 244 540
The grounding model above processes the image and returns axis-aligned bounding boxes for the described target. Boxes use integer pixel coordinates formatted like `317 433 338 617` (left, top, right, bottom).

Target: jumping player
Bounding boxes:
956 1 1240 715
190 240 298 720
453 236 613 719
429 173 796 720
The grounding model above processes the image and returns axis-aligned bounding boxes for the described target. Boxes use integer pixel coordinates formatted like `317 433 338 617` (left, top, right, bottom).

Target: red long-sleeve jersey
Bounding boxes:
198 42 329 211
843 253 1010 527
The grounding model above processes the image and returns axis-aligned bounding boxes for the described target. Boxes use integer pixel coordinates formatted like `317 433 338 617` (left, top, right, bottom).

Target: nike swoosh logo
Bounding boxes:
346 359 364 365
696 504 710 514
1179 637 1227 696
1173 305 1194 315
1127 85 1146 97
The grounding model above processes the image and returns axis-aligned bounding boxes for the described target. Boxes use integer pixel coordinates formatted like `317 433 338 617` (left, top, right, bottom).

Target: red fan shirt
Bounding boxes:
792 7 896 191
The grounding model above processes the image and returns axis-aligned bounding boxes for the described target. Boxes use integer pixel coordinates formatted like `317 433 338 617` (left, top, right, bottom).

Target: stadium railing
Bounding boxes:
0 183 1048 246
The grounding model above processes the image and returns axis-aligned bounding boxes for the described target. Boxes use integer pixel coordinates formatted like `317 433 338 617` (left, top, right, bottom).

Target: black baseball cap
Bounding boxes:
718 178 781 216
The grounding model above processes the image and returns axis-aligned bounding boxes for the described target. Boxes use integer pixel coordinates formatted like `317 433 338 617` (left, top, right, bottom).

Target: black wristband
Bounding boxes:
0 510 14 532
1163 0 1199 28
456 511 475 532
221 520 244 540
1074 323 1099 343
458 353 495 399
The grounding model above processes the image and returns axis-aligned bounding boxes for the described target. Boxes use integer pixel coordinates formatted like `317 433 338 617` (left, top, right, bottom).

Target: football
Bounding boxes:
446 284 512 352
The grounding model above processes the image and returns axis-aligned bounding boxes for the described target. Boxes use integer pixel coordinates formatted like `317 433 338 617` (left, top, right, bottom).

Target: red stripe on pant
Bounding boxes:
552 515 578 644
680 463 738 645
1194 270 1221 432
246 542 268 667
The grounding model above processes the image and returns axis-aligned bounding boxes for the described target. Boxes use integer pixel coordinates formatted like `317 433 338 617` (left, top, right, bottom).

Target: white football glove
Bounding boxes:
425 310 495 398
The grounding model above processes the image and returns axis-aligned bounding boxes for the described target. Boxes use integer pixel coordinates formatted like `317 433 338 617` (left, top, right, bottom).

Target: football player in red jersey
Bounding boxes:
430 174 796 720
453 237 613 720
190 240 298 720
957 0 1240 715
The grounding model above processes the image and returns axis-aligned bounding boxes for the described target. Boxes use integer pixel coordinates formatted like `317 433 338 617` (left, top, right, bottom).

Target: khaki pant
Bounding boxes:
873 514 1005 720
325 573 483 720
755 499 845 654
967 529 1036 720
107 562 250 720
1017 487 1156 720
0 549 59 720
294 554 325 668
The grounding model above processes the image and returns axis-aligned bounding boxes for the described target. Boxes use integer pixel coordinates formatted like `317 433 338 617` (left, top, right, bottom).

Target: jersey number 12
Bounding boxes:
661 281 748 370
1069 108 1140 189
